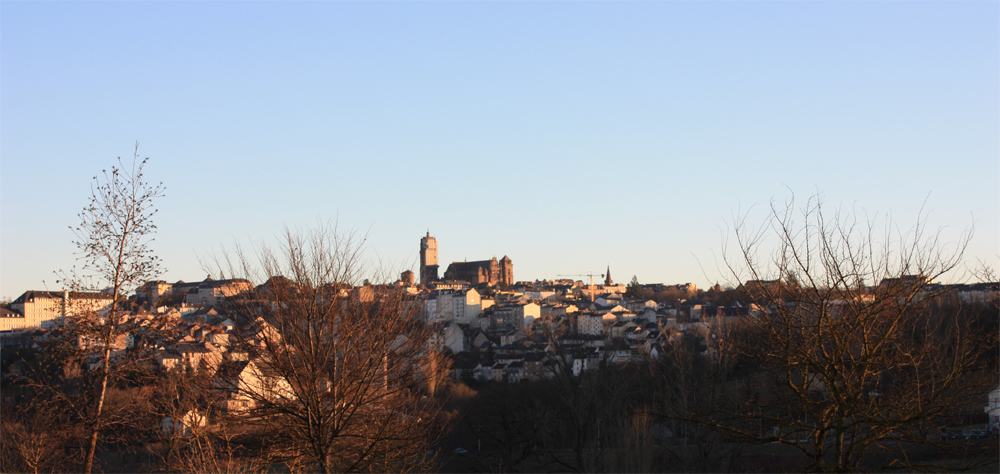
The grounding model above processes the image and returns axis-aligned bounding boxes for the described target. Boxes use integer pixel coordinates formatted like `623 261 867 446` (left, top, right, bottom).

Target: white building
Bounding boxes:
428 321 464 353
424 288 485 323
2 290 114 332
986 385 1000 431
577 313 603 336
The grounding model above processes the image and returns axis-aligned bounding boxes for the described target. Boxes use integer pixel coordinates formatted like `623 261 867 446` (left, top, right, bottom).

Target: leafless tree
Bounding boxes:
0 399 76 474
677 193 1000 471
211 223 448 473
31 144 168 473
599 410 660 474
146 364 262 474
649 338 746 473
465 382 547 473
420 348 453 398
529 329 629 473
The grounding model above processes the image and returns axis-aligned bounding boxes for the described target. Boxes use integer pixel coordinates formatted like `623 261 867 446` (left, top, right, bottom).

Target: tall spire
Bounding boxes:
605 266 613 286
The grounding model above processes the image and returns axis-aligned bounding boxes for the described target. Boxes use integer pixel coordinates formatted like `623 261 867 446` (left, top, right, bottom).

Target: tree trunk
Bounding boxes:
84 285 117 474
83 346 111 474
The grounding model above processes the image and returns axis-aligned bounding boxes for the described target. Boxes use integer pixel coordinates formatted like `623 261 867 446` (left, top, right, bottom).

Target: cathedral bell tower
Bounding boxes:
420 232 439 285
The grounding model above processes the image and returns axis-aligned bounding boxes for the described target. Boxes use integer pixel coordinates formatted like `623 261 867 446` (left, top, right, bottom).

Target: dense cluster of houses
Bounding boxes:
0 275 726 402
419 278 747 383
2 274 998 413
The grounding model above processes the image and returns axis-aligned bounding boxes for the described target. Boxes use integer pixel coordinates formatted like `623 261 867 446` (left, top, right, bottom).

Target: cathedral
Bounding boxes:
443 256 513 286
420 232 512 286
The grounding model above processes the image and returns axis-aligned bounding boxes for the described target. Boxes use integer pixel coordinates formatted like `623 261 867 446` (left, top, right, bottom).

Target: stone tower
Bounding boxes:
400 270 415 286
499 255 513 286
420 232 439 285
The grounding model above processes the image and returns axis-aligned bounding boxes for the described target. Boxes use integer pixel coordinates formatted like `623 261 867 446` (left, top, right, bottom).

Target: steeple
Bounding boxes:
604 266 613 286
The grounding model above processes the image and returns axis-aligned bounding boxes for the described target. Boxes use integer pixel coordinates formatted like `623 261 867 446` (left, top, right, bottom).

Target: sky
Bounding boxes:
2 1 998 299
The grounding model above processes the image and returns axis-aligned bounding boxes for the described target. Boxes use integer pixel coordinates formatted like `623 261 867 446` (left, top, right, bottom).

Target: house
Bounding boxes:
494 350 524 366
156 351 182 370
252 318 283 347
471 363 492 382
521 352 546 381
183 277 253 307
624 299 658 312
610 320 639 338
206 330 231 348
604 339 633 364
428 321 464 353
162 410 208 437
488 303 540 330
137 280 174 304
576 312 603 335
464 328 493 352
431 289 483 323
214 359 295 413
183 307 221 324
422 297 439 322
76 332 131 352
572 348 601 376
648 343 665 360
986 385 1000 432
701 306 745 327
560 333 605 349
506 361 525 383
523 289 556 300
490 362 507 382
500 327 527 346
591 299 626 313
449 353 481 381
177 342 218 372
541 303 578 318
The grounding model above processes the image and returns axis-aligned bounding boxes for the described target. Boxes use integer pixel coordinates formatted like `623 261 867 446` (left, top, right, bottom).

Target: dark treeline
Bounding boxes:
435 298 998 473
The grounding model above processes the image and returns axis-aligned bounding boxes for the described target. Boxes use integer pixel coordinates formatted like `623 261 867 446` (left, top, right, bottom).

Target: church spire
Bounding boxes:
605 266 613 286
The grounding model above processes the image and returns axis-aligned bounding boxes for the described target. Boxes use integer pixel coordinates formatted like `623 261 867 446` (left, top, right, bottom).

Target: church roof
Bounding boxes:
446 260 495 271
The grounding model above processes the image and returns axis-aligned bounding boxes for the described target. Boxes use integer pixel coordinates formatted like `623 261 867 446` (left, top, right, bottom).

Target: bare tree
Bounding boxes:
649 338 745 473
599 410 660 474
465 382 546 473
0 399 76 474
680 194 1000 471
420 348 453 398
147 364 263 474
530 329 629 473
212 224 448 473
50 144 167 473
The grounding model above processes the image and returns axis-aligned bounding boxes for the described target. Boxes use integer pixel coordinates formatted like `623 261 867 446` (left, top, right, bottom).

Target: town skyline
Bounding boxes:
2 1 997 299
2 4 997 471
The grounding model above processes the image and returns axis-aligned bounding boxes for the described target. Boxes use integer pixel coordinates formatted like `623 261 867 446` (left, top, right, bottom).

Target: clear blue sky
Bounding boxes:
2 1 997 299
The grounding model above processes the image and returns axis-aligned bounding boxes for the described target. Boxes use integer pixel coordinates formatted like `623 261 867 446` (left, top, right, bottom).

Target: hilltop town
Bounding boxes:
3 232 996 389
2 224 998 473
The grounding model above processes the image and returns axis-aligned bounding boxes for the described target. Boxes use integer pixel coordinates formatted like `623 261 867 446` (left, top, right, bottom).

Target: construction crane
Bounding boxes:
556 272 605 302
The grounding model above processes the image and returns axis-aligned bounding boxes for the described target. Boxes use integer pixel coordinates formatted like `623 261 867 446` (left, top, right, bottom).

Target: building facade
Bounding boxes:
2 290 114 332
